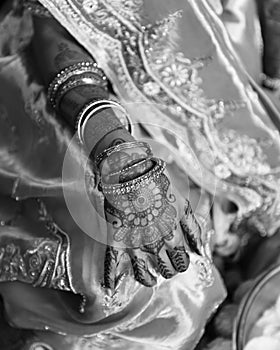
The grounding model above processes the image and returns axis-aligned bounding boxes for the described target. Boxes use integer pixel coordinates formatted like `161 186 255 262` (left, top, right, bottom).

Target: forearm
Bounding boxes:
31 17 134 157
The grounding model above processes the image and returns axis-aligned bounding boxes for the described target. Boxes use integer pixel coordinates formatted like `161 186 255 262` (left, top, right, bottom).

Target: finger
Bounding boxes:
103 245 121 290
163 226 190 274
157 216 190 273
128 250 157 287
166 246 190 273
156 249 177 279
180 201 203 255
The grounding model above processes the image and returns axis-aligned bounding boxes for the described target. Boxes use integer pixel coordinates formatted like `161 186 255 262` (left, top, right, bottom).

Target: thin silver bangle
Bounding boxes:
76 100 132 144
79 103 130 145
95 141 153 169
76 100 114 140
79 104 115 144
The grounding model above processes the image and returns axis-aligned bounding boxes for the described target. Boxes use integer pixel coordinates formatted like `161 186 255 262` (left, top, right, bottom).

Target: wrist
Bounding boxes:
91 127 135 160
97 141 153 184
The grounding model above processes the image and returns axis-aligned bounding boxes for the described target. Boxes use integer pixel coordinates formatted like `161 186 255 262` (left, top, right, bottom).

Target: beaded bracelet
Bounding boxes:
95 141 153 169
47 62 107 109
100 158 166 195
54 74 107 111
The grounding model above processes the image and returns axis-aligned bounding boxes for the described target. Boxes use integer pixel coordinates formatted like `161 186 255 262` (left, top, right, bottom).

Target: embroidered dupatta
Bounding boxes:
39 0 280 236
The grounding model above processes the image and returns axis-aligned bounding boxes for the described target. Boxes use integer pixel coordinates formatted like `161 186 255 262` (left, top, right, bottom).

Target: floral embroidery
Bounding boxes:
218 130 271 176
161 62 200 88
143 81 160 96
213 163 231 179
107 0 144 25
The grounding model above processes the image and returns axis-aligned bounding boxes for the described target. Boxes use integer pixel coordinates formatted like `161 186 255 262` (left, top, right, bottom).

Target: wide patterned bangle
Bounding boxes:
47 62 107 109
96 141 152 170
24 0 53 18
100 158 166 195
54 73 106 111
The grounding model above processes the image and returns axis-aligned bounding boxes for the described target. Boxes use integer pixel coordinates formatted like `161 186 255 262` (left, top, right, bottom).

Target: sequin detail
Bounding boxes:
0 200 75 292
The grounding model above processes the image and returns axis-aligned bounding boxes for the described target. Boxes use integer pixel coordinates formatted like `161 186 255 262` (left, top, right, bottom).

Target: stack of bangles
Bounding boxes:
47 61 132 147
101 158 166 195
47 61 108 111
96 141 166 195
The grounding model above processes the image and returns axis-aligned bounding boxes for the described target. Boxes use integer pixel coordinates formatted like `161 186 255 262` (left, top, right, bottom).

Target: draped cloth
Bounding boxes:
0 0 280 349
0 52 224 350
38 0 280 234
220 0 263 80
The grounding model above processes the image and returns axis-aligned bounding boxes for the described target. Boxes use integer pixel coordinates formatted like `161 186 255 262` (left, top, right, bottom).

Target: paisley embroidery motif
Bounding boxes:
37 199 76 292
0 199 75 292
82 0 98 14
218 130 271 176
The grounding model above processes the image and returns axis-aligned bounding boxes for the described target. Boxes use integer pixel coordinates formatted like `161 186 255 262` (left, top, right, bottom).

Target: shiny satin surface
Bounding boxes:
1 0 280 348
0 7 225 350
221 0 263 80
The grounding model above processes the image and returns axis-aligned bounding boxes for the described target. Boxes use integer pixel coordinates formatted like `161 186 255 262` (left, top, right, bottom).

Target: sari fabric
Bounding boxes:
0 0 279 348
220 0 263 80
39 0 280 235
0 5 226 350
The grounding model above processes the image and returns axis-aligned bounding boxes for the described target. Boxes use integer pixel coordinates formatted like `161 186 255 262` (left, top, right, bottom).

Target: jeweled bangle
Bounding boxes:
107 157 152 178
103 157 153 184
47 62 107 109
101 158 166 195
96 141 152 169
76 100 132 144
54 74 106 111
24 0 53 18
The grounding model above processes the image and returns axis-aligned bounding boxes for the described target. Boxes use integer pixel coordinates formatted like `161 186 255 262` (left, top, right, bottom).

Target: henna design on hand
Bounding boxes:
103 246 120 290
130 255 157 287
156 255 175 279
55 43 86 70
167 246 190 273
180 202 203 256
105 173 177 249
102 157 199 288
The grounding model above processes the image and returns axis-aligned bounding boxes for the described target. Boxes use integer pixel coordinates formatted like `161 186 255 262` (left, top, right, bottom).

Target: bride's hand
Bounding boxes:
99 144 206 290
